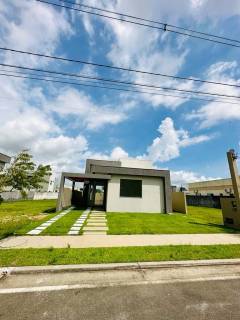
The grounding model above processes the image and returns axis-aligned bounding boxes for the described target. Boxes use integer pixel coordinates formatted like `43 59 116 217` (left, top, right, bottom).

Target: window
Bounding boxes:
120 179 142 198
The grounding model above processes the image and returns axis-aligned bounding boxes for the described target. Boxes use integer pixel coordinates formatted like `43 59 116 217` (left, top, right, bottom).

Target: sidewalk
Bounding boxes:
1 233 240 248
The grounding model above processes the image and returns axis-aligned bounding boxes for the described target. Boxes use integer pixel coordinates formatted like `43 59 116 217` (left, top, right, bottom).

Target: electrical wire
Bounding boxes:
36 0 240 48
1 47 240 89
61 0 240 45
1 69 239 105
1 62 240 99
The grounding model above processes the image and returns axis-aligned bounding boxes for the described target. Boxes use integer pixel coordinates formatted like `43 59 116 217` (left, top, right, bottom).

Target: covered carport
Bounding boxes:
56 172 111 211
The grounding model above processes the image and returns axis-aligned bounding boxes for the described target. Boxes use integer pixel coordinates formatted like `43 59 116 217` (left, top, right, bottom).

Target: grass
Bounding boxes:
0 200 57 239
107 206 239 234
42 209 83 235
1 244 240 266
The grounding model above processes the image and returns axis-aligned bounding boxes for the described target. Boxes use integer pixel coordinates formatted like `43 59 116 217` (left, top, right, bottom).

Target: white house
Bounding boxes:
57 159 172 213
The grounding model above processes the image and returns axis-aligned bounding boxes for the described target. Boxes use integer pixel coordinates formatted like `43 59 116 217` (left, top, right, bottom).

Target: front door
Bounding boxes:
88 180 107 210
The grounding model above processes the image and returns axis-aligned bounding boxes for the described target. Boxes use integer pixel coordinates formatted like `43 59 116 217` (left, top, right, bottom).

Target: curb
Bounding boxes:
3 258 240 275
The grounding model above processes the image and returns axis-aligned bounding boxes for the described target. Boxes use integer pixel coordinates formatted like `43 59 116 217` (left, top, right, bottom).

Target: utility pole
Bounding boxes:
227 149 240 210
221 149 240 229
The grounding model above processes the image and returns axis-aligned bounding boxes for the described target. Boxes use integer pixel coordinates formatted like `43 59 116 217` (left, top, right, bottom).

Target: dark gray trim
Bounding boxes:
85 159 121 173
90 165 169 179
62 172 111 181
0 153 11 164
163 171 172 213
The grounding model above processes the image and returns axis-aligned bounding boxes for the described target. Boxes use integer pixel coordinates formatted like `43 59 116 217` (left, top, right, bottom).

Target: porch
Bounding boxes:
56 172 111 211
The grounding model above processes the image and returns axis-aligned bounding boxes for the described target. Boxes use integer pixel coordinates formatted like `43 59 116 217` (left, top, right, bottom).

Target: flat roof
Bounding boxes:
90 165 169 178
62 172 111 182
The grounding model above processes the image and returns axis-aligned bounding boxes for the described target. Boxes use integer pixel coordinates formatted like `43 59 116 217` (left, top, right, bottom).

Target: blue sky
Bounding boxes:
0 0 240 185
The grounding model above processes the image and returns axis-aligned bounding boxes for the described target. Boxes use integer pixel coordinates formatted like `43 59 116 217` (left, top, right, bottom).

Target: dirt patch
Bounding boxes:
29 215 46 221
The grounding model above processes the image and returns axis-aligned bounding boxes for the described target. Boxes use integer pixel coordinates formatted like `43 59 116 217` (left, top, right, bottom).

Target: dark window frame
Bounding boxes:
120 179 142 198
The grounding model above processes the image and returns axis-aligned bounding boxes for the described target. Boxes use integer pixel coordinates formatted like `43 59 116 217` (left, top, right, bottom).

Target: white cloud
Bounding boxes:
170 169 217 186
186 61 240 128
146 117 211 162
47 88 127 130
0 0 73 66
79 0 240 111
110 147 129 159
0 109 56 153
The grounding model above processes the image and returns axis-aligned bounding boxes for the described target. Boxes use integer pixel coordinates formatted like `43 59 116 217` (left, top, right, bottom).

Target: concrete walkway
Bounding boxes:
27 207 74 235
83 211 108 235
68 208 90 235
1 233 240 248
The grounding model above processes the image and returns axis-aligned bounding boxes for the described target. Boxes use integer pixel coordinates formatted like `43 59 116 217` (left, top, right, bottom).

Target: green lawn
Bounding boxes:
107 206 238 234
0 200 57 239
42 209 83 235
1 244 240 266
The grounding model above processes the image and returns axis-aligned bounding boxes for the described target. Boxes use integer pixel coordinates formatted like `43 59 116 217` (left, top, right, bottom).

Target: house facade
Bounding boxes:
57 159 172 213
188 178 238 196
0 153 11 171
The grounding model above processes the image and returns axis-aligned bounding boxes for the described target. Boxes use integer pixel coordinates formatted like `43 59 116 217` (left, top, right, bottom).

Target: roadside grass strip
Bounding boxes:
27 207 73 235
2 245 240 266
68 208 91 235
42 209 84 235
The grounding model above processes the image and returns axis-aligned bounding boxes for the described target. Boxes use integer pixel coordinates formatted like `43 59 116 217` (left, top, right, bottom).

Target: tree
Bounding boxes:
3 150 51 198
0 174 7 193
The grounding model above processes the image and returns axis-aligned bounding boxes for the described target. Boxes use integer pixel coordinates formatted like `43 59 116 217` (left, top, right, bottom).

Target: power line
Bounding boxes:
1 47 240 89
61 0 240 45
1 70 239 106
36 0 240 48
1 62 240 99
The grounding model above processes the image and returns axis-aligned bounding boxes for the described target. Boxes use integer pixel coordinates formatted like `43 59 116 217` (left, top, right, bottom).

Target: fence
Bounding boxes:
186 195 233 208
0 191 58 201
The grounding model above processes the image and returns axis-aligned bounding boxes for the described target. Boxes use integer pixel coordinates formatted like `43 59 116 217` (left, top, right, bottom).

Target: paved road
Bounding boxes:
1 279 240 319
1 262 240 319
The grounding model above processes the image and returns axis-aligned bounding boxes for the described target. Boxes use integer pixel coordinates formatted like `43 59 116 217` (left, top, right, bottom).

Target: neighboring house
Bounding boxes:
57 158 172 213
38 173 58 192
188 178 238 196
0 153 11 171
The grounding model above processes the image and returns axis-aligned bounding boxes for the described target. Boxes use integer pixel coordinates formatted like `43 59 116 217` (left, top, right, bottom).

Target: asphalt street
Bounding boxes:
1 262 240 320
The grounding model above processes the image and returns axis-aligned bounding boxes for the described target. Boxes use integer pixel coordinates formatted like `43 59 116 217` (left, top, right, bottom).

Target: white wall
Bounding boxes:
33 192 58 200
106 175 165 213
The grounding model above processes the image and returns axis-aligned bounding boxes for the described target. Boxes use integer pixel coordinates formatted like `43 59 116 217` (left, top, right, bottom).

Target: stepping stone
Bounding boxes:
87 223 106 227
83 227 108 231
89 216 106 219
68 231 79 235
41 223 51 227
83 231 107 235
89 216 106 218
70 227 81 231
91 212 105 214
28 230 42 235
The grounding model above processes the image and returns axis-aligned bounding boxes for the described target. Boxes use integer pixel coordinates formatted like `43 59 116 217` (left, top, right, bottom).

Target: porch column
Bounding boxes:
56 174 65 211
